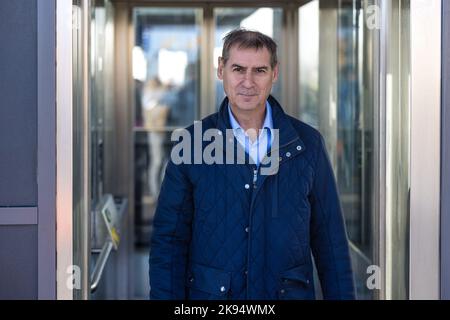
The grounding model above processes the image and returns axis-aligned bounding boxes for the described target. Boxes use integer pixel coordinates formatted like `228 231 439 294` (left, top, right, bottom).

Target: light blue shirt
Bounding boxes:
228 101 274 166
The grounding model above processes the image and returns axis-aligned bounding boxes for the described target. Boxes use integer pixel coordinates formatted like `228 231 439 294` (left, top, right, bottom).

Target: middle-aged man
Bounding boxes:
149 29 355 300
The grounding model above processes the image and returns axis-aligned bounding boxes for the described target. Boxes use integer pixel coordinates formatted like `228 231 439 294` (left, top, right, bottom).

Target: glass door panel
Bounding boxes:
72 0 90 300
299 0 378 299
299 0 411 300
132 7 202 298
385 0 410 300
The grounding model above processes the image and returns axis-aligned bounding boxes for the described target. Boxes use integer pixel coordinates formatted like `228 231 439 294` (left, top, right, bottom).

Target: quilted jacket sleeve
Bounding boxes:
309 135 356 300
149 159 194 300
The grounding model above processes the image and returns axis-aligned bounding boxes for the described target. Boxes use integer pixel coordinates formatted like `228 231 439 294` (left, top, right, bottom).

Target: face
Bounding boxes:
217 46 279 113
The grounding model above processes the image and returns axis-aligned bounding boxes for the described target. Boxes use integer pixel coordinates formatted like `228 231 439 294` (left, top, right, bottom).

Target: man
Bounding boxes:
149 29 355 300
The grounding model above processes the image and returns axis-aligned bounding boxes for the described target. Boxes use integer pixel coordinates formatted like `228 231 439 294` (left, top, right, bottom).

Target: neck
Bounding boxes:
230 103 266 133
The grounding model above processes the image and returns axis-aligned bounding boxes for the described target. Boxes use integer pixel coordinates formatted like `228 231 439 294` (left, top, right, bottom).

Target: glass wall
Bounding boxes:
335 0 376 299
385 0 410 300
89 0 117 299
72 0 117 300
299 1 320 127
90 0 115 214
299 0 377 299
133 7 202 246
132 7 202 298
72 0 89 300
299 0 411 300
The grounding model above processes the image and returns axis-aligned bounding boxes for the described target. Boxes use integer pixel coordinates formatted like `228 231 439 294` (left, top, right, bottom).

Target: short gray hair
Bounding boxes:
221 28 278 69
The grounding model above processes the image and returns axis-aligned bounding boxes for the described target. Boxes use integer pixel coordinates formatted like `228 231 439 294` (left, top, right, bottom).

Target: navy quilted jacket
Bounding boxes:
149 95 355 300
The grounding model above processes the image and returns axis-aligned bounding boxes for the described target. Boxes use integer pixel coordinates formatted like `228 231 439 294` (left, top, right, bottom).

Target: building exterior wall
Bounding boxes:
0 0 56 299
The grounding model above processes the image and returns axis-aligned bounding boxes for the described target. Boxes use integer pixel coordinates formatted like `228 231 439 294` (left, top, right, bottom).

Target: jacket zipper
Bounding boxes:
252 138 298 190
253 168 258 189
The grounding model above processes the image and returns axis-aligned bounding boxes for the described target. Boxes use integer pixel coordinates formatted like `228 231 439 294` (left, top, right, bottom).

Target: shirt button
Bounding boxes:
218 130 222 136
286 152 291 157
245 227 249 233
280 289 286 294
244 184 250 189
279 157 282 162
244 270 248 275
296 145 302 151
220 286 226 292
189 276 194 283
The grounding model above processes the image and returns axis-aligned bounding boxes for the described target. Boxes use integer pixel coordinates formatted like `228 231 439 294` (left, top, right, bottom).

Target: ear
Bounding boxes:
217 57 224 80
272 63 279 83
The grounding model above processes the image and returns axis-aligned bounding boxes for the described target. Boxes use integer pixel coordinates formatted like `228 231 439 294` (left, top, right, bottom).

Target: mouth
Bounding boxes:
238 93 258 97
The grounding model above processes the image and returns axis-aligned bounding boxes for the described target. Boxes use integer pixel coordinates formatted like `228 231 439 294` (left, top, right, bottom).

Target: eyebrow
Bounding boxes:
231 64 269 70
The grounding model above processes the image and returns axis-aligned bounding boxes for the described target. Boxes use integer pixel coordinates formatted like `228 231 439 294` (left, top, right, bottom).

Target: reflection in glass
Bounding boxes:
299 0 377 299
132 8 202 250
132 8 202 298
134 8 201 129
72 0 88 300
336 0 372 258
88 0 116 300
299 0 319 128
300 0 411 300
385 0 410 300
90 2 107 209
214 8 283 108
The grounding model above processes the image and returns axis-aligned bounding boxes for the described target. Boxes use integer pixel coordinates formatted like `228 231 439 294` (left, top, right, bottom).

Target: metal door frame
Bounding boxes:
56 0 91 300
440 0 450 300
56 0 74 300
38 0 57 299
409 0 441 300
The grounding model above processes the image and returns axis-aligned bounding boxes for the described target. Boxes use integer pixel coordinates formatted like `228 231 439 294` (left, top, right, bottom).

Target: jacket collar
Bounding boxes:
228 100 273 133
217 95 305 152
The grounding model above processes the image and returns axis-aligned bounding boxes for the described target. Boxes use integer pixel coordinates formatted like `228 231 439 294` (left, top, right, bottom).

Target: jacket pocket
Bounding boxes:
278 264 314 300
186 263 231 300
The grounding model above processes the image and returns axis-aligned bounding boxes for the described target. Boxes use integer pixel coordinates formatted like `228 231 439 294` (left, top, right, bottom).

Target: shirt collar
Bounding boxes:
227 100 273 133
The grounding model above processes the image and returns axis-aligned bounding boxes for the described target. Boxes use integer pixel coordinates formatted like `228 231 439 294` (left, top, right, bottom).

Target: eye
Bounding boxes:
256 68 267 73
232 67 243 72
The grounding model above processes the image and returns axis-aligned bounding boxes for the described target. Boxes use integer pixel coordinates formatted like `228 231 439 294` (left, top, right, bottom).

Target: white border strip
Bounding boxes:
410 0 441 300
56 0 74 300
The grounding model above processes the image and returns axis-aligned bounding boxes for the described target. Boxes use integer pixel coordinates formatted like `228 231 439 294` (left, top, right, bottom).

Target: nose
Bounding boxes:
241 70 255 88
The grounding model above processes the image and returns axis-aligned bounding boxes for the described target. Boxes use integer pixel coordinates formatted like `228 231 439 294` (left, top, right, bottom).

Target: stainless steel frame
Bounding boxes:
372 0 384 300
378 0 389 300
409 0 441 300
56 0 74 300
353 0 382 300
79 0 92 301
90 241 114 292
112 2 135 298
441 0 450 300
56 0 92 300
